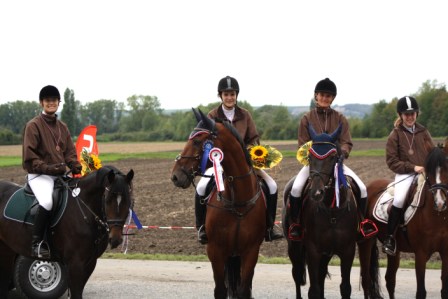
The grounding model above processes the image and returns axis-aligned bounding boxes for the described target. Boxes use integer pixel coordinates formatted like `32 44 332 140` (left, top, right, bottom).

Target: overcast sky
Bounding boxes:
0 1 446 110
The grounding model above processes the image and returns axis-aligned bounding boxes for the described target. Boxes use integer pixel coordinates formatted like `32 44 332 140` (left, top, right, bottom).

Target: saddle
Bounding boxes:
373 175 425 225
3 178 69 227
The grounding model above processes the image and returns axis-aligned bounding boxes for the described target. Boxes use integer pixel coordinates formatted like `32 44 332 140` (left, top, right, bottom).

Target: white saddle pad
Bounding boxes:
373 175 425 225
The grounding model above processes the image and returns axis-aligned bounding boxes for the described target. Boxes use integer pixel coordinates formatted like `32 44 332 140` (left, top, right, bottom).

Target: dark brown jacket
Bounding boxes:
298 107 353 156
23 113 78 174
386 123 434 174
208 105 260 146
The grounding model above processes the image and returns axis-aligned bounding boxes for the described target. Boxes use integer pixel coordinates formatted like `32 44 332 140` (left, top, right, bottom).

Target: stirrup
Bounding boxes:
32 241 51 259
288 223 304 241
382 236 396 256
265 226 283 242
360 219 378 239
197 225 208 245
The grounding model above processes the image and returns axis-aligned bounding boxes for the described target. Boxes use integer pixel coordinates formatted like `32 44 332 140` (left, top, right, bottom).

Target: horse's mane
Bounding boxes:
215 118 253 167
425 145 447 178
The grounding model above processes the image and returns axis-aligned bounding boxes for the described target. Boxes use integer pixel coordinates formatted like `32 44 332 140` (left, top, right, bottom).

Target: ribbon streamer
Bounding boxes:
209 148 224 192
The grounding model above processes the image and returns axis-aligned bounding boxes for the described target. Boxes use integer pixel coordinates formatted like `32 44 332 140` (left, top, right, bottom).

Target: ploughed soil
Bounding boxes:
0 140 430 261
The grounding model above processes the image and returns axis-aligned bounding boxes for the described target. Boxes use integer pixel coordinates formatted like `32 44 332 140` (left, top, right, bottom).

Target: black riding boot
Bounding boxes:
195 192 208 245
31 205 51 259
265 192 283 242
288 194 303 241
357 197 377 239
382 205 402 256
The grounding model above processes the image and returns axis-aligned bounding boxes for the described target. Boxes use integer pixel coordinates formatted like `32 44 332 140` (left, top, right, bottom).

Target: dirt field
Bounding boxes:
0 140 401 259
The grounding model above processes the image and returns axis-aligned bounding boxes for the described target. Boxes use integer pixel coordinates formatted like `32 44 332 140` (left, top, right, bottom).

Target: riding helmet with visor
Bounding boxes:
39 85 61 101
397 96 419 115
218 76 240 96
314 78 337 96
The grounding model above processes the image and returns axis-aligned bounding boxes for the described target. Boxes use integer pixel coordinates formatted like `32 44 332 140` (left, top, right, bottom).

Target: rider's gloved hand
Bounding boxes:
71 162 83 175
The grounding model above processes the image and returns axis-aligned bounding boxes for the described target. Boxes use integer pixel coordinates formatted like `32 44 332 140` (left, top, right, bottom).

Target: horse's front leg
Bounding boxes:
339 248 356 299
239 248 260 299
209 256 227 299
414 251 429 299
441 251 448 299
385 252 400 299
306 246 322 299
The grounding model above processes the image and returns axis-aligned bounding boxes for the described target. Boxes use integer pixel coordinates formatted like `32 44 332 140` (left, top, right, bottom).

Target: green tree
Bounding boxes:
61 88 78 135
0 101 41 134
121 95 161 132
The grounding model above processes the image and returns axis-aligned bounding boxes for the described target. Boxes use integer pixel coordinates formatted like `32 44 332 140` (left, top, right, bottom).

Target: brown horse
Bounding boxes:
0 165 134 299
171 109 265 299
282 125 359 299
358 144 448 299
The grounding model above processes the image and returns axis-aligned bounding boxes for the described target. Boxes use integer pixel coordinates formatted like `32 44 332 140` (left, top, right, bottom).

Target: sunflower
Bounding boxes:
80 148 102 176
296 141 312 166
248 144 283 169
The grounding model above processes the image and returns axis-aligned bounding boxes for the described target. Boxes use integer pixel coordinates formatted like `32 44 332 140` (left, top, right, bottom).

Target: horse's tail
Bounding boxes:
225 256 241 297
368 243 383 299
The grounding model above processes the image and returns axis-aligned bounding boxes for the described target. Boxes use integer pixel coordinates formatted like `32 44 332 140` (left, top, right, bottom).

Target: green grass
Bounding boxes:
100 253 441 269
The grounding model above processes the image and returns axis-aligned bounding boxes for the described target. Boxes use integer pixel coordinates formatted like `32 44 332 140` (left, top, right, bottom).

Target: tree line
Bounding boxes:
0 80 446 145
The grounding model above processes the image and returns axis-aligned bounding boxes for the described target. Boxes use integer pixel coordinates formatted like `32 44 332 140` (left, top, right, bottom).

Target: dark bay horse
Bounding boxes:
0 165 134 299
359 143 448 299
171 109 265 299
283 125 359 299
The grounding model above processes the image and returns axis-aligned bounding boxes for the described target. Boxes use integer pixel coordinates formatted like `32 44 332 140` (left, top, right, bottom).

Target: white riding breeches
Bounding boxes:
392 173 415 208
27 174 55 211
290 164 367 198
196 167 277 196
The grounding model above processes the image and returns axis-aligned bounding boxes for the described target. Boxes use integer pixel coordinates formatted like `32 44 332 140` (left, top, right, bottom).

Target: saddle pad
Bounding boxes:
373 175 425 225
3 187 68 227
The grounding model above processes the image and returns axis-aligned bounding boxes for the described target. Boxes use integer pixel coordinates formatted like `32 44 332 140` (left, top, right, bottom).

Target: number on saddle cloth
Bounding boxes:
4 180 68 227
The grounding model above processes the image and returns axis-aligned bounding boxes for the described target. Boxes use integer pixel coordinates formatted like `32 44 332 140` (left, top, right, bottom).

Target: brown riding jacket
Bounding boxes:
386 122 434 174
298 106 353 157
208 105 260 146
23 113 78 174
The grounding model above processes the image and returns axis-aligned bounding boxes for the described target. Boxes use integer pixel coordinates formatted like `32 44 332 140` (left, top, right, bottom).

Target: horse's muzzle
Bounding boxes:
171 171 192 189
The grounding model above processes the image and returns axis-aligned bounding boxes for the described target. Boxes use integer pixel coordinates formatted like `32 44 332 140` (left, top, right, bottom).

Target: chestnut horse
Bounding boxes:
358 143 448 299
171 109 265 299
0 165 134 299
283 125 359 299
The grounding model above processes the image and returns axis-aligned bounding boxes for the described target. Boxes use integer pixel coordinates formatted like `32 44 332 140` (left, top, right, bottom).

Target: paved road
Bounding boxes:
11 259 443 298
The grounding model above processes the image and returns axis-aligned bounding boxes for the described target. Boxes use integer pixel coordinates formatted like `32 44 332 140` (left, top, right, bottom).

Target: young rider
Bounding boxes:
22 85 82 258
194 76 283 244
382 96 434 256
288 78 376 241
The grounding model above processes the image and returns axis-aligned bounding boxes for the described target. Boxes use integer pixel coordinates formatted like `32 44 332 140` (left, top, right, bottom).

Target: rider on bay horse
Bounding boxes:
194 76 283 244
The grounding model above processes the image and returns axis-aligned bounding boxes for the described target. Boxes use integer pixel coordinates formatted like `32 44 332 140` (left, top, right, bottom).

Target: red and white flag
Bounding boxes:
76 125 99 160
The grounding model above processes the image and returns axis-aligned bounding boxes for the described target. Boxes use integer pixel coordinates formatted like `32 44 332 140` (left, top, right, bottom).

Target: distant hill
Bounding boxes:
164 104 373 119
288 104 372 118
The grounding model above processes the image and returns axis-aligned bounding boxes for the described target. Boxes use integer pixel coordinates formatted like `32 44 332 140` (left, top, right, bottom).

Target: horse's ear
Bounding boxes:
308 124 317 141
199 109 215 131
192 108 201 123
107 169 116 184
329 123 342 142
127 169 134 182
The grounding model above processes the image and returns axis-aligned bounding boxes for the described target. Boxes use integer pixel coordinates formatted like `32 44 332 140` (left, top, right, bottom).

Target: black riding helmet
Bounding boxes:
39 85 61 101
218 76 239 96
397 96 419 114
314 78 337 96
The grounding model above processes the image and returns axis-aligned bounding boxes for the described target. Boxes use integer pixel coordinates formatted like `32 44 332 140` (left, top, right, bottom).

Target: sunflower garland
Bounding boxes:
248 144 283 169
80 148 102 176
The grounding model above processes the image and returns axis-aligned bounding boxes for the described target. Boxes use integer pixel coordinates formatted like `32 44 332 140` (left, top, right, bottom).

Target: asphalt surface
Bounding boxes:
10 259 441 298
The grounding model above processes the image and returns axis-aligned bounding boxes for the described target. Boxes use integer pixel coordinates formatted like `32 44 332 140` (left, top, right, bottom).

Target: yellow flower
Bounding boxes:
80 148 102 176
297 141 312 166
248 144 283 169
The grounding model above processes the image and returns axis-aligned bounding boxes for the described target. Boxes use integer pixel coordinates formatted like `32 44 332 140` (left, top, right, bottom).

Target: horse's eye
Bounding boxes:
193 139 203 147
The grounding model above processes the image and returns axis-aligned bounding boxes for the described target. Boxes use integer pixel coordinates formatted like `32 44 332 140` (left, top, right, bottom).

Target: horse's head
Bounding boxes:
425 144 448 212
307 124 341 201
99 166 135 248
171 108 218 188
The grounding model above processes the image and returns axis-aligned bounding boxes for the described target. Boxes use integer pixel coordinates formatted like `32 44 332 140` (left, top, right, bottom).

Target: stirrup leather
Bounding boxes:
32 240 51 259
